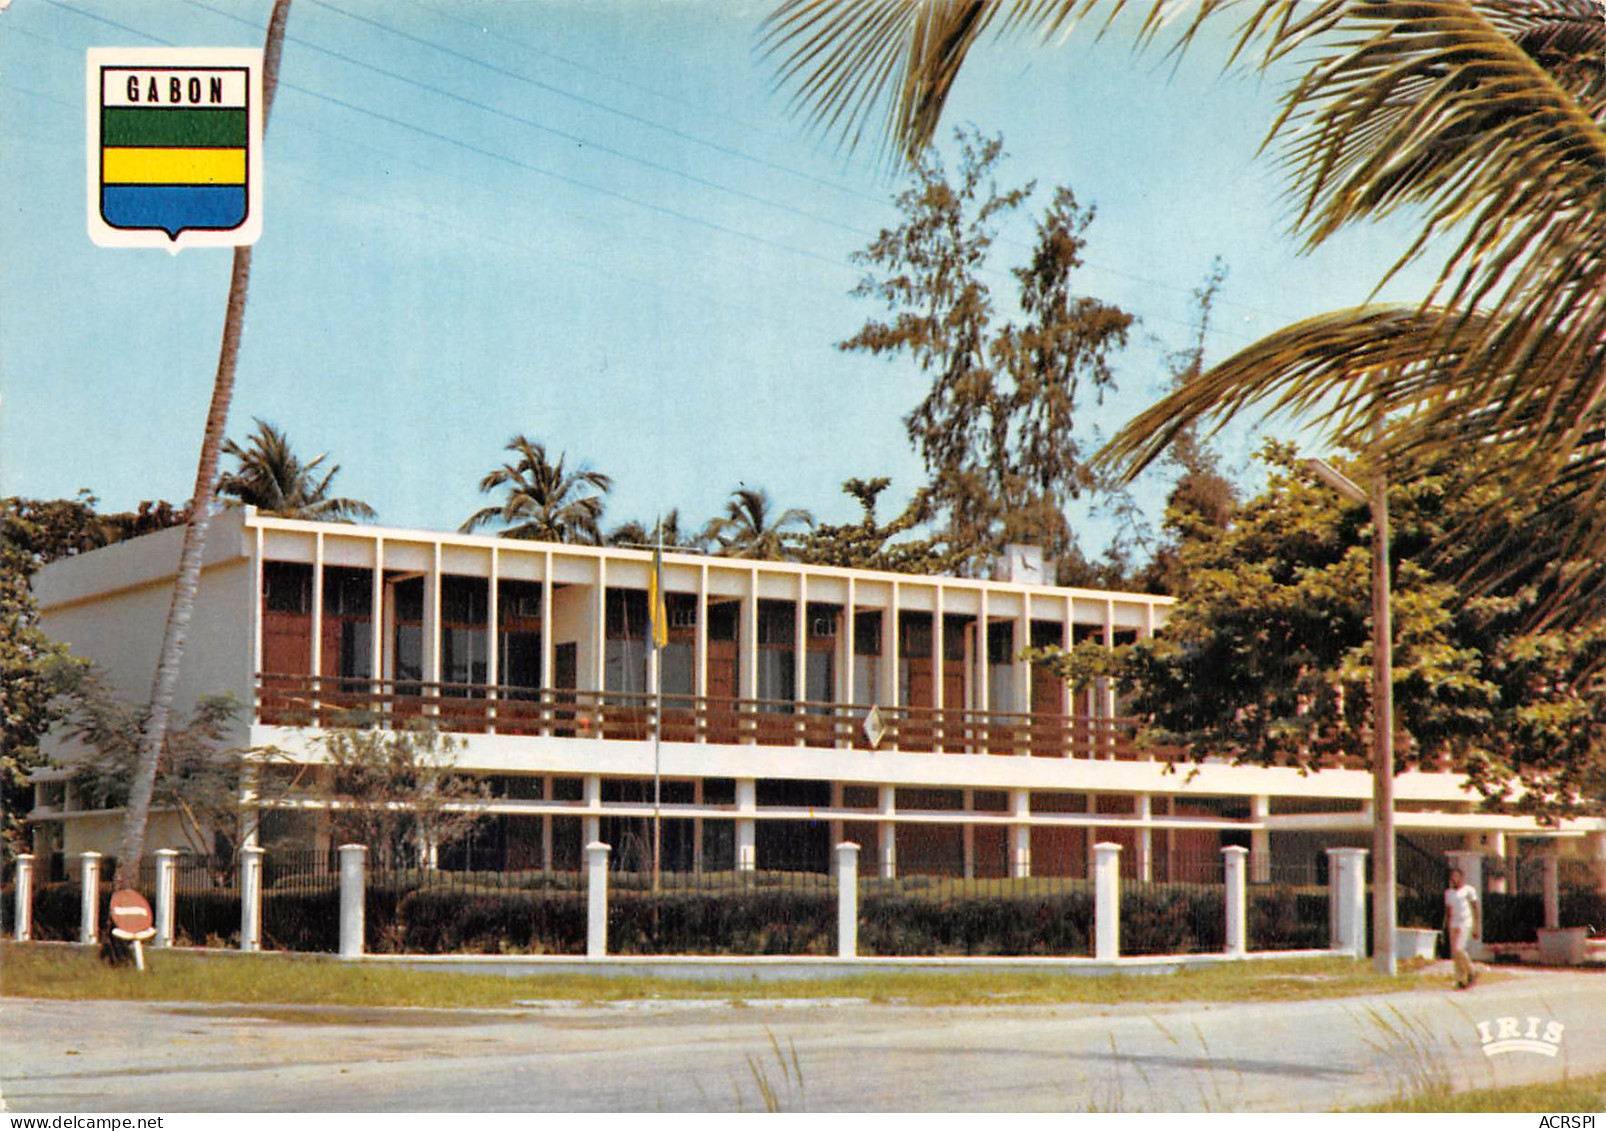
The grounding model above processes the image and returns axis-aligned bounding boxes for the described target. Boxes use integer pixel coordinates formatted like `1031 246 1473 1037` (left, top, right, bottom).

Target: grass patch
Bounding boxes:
1356 1071 1606 1113
1 942 1450 1010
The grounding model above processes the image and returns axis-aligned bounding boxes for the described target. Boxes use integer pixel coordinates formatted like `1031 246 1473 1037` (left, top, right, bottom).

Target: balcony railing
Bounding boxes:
254 672 1166 761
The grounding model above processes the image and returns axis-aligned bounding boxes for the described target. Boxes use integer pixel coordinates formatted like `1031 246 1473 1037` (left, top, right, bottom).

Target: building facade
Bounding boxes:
29 507 1606 884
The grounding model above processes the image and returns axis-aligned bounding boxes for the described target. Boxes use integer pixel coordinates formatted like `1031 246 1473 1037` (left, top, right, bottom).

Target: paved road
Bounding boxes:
4 969 1604 1111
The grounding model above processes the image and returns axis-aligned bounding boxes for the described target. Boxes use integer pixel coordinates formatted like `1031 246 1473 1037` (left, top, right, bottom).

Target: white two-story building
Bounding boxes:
29 507 1606 885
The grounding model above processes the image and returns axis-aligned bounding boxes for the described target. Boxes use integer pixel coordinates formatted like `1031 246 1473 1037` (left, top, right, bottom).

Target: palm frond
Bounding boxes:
1096 304 1494 480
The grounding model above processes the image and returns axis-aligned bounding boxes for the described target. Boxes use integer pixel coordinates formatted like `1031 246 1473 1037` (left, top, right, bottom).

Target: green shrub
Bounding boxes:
1249 886 1329 950
397 886 586 954
1120 885 1225 955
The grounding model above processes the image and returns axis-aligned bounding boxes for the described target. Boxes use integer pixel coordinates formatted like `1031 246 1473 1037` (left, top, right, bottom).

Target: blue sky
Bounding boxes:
0 0 1445 557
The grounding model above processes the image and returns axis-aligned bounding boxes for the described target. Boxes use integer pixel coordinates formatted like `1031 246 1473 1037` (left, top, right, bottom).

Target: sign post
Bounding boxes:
109 889 157 971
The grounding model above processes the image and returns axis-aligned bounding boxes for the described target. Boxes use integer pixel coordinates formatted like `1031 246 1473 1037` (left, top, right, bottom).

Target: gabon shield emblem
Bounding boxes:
87 48 264 250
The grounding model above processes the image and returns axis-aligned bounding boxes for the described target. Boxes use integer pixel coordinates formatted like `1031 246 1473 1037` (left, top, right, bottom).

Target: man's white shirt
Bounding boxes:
1445 883 1479 929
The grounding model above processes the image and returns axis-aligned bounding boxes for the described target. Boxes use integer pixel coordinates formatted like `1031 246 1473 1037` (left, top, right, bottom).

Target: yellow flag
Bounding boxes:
648 542 668 650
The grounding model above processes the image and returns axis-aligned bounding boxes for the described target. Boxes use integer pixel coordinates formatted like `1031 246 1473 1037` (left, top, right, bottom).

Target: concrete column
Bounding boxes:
1009 789 1031 879
1446 849 1485 951
1093 842 1122 961
585 840 610 958
1085 793 1098 877
154 849 178 947
1223 846 1248 957
1136 794 1153 882
541 775 554 872
1250 796 1271 883
78 852 101 946
962 789 975 880
735 778 757 872
878 785 896 879
835 841 859 959
694 779 707 874
239 845 264 952
13 854 32 942
1484 833 1509 894
1542 856 1560 931
583 774 602 845
1327 847 1369 958
338 843 367 958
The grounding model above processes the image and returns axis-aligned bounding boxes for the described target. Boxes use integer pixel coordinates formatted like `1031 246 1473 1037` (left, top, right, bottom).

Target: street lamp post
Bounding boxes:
1304 457 1398 976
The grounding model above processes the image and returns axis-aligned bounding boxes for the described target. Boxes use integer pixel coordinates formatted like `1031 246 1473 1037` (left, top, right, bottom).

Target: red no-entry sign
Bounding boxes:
109 889 153 935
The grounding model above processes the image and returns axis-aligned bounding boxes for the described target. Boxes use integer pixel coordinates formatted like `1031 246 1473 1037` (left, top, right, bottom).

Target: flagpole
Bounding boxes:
652 518 663 896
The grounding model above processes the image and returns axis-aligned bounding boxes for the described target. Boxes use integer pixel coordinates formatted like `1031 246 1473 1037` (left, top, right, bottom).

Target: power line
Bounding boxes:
187 0 884 243
34 0 1275 349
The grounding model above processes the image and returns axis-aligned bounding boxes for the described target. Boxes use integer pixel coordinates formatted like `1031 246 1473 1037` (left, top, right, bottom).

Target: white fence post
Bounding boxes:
339 844 367 958
836 841 859 959
78 852 102 945
154 849 178 947
1094 841 1122 961
13 854 33 941
1222 845 1248 957
586 841 610 959
1326 847 1368 958
338 841 367 957
1542 855 1560 932
240 845 264 952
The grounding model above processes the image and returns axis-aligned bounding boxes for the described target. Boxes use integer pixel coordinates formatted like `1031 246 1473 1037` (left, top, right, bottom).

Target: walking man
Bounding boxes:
1445 866 1480 989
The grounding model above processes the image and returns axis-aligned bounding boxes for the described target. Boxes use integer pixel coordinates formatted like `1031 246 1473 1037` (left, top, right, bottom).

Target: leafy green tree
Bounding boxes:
1028 444 1606 816
310 724 487 870
48 664 285 857
461 435 613 544
840 129 1132 574
216 419 376 521
1 553 77 855
767 1 1606 610
705 486 814 560
1 493 188 854
797 477 952 572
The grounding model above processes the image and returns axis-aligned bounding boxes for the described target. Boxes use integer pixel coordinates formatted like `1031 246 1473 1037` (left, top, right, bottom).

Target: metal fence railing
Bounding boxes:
1249 862 1330 952
858 873 1095 957
1121 851 1225 956
365 864 586 955
612 870 836 956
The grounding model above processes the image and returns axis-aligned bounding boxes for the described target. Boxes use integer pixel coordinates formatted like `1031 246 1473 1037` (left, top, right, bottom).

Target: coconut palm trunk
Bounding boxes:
115 0 293 890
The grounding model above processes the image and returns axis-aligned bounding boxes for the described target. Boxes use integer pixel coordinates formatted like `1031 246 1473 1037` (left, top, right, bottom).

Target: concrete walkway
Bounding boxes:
3 968 1603 1111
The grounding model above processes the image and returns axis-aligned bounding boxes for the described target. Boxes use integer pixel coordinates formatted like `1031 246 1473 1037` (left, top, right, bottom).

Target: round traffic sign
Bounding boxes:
109 889 153 934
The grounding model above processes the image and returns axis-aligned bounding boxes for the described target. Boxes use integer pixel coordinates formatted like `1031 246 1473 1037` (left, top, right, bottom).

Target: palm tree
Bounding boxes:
216 419 375 521
118 0 292 891
764 0 1606 615
462 435 614 544
706 487 814 560
608 508 704 550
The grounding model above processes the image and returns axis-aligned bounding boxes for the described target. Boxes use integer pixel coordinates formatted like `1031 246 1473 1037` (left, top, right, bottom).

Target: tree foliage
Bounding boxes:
461 435 613 544
796 476 952 572
608 509 706 551
216 419 376 522
841 129 1132 573
48 664 280 856
309 724 487 869
1028 444 1606 817
704 486 814 560
767 0 1606 619
1 493 186 853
